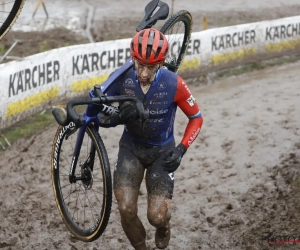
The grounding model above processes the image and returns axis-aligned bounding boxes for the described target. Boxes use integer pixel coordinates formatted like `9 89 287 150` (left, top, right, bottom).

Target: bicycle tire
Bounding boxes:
0 0 25 40
51 123 112 242
160 10 192 73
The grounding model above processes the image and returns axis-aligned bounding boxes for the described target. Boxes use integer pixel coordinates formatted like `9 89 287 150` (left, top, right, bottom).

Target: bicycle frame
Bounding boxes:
68 115 99 183
54 0 171 184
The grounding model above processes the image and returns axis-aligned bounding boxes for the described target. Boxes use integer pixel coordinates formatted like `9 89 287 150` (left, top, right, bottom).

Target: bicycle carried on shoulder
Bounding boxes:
51 0 192 242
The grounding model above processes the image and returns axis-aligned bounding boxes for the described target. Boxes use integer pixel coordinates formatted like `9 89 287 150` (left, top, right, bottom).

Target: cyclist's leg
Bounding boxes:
113 144 146 250
145 141 175 249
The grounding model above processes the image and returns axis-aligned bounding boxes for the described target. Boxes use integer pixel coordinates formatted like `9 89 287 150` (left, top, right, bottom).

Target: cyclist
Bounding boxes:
86 28 203 249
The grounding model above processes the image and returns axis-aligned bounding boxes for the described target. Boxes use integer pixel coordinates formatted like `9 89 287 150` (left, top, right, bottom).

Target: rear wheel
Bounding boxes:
160 10 192 73
0 0 25 40
51 123 112 242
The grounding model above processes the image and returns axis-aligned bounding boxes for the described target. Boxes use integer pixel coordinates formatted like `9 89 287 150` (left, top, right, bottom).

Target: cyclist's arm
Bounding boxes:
174 76 203 149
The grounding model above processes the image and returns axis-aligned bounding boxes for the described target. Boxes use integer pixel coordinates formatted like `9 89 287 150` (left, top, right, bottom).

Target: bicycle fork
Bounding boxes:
69 117 99 184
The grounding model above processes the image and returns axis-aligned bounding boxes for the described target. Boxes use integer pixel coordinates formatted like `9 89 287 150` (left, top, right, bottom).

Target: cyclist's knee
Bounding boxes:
119 202 138 220
147 208 167 227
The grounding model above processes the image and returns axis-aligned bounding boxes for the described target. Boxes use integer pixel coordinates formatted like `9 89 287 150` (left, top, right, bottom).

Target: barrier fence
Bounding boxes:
0 15 300 130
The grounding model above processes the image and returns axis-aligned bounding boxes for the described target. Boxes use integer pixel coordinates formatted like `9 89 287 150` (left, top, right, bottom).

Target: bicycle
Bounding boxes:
51 0 192 242
0 0 25 40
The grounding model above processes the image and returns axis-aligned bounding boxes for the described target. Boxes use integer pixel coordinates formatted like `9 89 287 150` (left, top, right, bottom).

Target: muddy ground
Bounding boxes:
1 59 300 250
1 2 300 250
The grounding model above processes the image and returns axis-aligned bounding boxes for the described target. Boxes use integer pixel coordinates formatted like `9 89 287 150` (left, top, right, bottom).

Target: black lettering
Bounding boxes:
274 27 279 39
53 61 60 81
186 40 192 55
250 30 256 43
225 34 231 48
125 48 131 61
266 27 272 41
46 62 52 84
211 36 218 51
292 23 298 36
193 39 200 54
287 24 292 37
245 31 249 45
219 36 225 50
38 64 45 86
82 54 90 73
108 50 116 68
280 25 286 39
16 71 23 95
100 51 107 69
91 53 99 71
32 66 37 88
238 32 244 46
9 73 16 97
24 69 31 91
117 49 123 67
72 56 80 75
232 33 237 47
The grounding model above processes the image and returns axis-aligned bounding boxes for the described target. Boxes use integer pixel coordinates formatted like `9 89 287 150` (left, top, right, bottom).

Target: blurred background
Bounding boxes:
1 0 300 63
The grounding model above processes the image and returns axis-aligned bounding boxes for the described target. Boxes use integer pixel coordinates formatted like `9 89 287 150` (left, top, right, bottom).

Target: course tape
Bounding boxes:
0 15 300 129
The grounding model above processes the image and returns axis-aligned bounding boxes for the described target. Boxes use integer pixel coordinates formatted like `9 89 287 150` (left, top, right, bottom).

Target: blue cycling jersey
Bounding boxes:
100 67 178 145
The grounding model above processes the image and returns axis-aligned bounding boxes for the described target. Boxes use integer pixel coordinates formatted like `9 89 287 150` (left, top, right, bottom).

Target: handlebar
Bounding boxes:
52 94 149 127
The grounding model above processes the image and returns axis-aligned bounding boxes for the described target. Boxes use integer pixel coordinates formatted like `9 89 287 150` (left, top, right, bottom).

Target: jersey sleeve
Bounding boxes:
174 76 203 149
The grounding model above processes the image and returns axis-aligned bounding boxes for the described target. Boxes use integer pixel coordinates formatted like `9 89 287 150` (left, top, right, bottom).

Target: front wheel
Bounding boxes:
160 10 193 73
51 123 112 242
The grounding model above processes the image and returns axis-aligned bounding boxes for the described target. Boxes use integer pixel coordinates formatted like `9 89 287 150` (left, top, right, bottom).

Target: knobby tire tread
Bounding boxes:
160 10 192 73
51 124 112 242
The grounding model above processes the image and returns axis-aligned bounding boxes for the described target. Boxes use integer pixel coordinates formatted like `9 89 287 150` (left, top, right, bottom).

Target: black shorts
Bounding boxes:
113 133 176 199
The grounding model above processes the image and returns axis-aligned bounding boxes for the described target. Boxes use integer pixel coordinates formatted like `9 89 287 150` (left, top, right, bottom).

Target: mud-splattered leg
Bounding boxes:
113 146 146 250
147 195 171 249
114 187 147 250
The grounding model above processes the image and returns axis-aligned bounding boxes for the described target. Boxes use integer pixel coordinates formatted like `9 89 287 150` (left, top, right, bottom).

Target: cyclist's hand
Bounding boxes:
162 143 187 173
118 103 138 124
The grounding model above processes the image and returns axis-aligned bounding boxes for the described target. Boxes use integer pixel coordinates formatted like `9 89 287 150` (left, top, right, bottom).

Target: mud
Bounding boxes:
1 57 300 249
1 2 300 250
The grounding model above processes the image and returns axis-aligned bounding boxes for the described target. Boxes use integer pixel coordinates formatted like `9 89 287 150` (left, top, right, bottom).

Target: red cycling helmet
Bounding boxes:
130 28 169 65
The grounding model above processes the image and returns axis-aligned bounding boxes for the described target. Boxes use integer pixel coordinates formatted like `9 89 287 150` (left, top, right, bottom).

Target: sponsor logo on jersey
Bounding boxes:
123 78 135 88
150 109 168 115
154 92 168 99
148 118 164 123
149 100 169 105
188 128 201 145
186 95 196 107
157 82 167 90
182 81 191 94
125 89 135 96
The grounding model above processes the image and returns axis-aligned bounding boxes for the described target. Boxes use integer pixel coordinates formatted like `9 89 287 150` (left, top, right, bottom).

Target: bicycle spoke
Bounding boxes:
52 124 112 240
